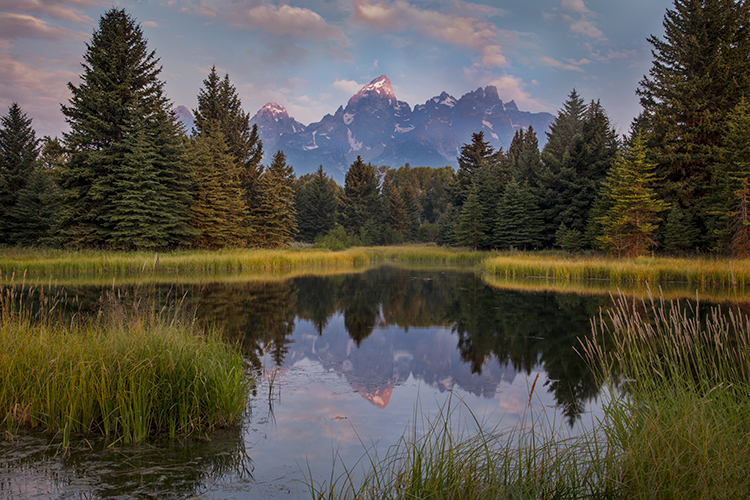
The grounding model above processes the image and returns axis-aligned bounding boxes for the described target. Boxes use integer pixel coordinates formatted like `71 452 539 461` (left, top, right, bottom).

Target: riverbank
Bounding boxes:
1 247 747 289
0 288 250 445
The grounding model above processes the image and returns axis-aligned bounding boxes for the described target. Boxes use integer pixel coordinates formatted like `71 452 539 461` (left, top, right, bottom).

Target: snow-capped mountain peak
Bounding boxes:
257 102 290 121
348 75 396 106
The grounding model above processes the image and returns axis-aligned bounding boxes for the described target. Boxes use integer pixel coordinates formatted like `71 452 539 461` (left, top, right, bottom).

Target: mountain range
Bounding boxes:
176 75 555 182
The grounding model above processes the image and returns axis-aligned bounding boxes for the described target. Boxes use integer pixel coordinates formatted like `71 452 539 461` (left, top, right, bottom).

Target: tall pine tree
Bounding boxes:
638 0 750 250
254 151 297 247
296 166 340 243
597 133 669 257
60 8 192 248
0 103 41 244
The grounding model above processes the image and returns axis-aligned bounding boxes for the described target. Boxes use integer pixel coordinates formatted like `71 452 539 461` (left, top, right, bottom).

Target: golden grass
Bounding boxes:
479 252 750 288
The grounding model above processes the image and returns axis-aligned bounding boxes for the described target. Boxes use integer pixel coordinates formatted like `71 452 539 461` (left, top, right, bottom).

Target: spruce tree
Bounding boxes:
638 0 750 249
296 166 339 243
186 122 245 248
493 179 542 250
711 99 750 254
7 169 62 247
60 8 192 248
342 156 380 232
254 151 297 247
538 92 618 247
193 66 263 244
457 184 488 250
454 132 505 206
0 103 41 244
597 133 669 257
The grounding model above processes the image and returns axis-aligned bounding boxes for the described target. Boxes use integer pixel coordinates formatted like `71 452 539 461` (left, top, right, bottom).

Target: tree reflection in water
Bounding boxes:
193 266 608 424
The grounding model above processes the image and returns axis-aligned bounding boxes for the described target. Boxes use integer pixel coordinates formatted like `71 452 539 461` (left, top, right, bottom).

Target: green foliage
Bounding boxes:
456 184 489 250
313 224 362 251
0 103 41 244
342 156 381 232
60 8 192 248
638 0 750 249
597 133 669 257
454 132 506 207
555 223 583 253
6 169 62 247
192 66 263 243
253 150 297 247
493 179 542 250
538 91 619 247
186 123 245 248
661 204 699 255
296 165 340 243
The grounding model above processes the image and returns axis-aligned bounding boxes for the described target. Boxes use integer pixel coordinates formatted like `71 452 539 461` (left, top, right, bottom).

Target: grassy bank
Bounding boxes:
312 292 750 499
0 287 250 445
479 253 750 288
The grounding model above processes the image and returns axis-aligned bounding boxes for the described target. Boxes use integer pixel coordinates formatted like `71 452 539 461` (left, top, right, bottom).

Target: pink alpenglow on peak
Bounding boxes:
348 75 397 106
257 102 290 121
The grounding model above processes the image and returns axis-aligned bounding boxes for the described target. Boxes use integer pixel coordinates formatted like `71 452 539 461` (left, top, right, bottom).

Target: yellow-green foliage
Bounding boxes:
0 287 250 444
479 253 750 288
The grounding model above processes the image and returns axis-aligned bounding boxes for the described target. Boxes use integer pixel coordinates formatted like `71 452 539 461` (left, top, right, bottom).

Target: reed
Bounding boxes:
309 391 619 500
0 285 251 445
479 253 750 288
583 290 750 498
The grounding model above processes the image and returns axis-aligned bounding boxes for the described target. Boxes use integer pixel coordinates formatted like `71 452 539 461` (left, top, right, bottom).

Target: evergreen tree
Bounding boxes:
661 204 699 254
60 8 192 248
254 151 297 247
186 123 245 248
538 92 618 247
457 184 489 250
296 166 339 243
454 132 505 206
342 156 380 232
508 126 541 184
493 179 542 250
638 0 750 249
597 133 669 257
193 66 263 244
382 175 407 238
0 103 40 244
7 169 62 247
401 182 421 241
710 99 750 252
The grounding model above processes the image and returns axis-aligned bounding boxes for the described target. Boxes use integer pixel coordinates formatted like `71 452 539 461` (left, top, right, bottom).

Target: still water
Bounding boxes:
2 265 614 499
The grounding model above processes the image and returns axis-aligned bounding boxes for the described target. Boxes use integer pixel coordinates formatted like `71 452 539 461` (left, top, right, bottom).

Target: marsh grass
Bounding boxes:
0 283 251 445
479 253 750 288
583 290 750 498
308 388 620 500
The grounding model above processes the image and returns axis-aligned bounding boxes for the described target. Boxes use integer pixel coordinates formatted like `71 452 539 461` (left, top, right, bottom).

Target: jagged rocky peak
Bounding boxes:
348 75 397 105
257 102 290 121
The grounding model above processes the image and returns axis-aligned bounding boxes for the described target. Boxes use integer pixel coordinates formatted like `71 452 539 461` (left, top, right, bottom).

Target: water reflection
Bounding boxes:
191 266 608 423
0 426 250 499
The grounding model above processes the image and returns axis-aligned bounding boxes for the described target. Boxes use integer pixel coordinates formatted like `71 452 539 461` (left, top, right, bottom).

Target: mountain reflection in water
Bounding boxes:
192 265 608 424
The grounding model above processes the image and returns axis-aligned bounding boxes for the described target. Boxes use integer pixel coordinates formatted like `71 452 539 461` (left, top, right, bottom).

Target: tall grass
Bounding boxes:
582 290 750 498
0 284 251 445
479 252 750 288
309 388 619 500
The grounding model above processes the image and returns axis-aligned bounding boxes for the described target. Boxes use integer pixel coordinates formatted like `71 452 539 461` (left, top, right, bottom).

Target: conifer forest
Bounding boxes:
2 2 750 258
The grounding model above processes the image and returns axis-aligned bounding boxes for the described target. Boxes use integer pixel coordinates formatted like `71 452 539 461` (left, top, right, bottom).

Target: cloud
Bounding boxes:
487 74 552 113
333 79 363 95
560 0 590 14
142 21 159 28
351 0 508 68
543 0 605 41
0 53 77 137
175 1 343 41
538 55 584 72
0 0 103 24
0 13 78 42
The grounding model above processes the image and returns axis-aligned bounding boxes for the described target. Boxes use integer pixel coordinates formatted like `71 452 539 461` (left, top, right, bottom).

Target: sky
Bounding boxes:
1 0 675 140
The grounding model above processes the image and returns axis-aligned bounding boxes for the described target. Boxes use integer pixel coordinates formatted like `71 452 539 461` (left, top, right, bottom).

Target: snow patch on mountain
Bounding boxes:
347 128 363 152
343 113 355 125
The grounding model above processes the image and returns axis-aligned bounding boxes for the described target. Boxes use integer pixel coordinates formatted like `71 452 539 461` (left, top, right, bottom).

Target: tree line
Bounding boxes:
2 1 749 257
